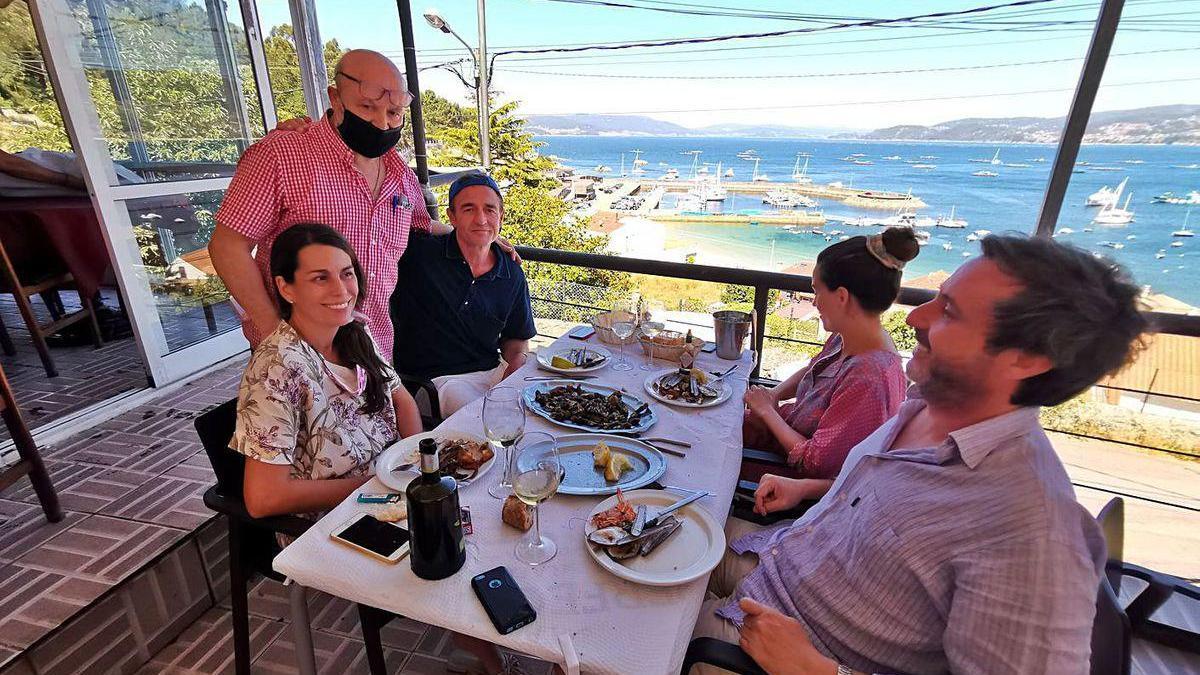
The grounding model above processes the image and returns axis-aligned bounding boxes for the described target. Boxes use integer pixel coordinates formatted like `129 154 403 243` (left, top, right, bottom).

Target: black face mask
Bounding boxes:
335 108 404 158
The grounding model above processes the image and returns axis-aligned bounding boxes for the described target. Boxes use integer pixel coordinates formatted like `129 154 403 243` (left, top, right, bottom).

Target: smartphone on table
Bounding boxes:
330 514 410 563
567 325 595 340
471 566 537 634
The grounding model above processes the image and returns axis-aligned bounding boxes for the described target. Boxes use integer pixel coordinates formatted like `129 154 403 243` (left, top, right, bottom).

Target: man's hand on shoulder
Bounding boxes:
738 598 838 675
273 116 313 133
496 235 521 263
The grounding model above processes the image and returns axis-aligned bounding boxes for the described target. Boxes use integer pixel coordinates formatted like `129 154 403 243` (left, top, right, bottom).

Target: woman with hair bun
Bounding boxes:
742 226 920 494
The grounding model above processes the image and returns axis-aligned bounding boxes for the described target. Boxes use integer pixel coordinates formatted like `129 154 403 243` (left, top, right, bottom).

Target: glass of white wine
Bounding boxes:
512 432 561 565
640 300 666 371
609 299 637 372
483 386 525 499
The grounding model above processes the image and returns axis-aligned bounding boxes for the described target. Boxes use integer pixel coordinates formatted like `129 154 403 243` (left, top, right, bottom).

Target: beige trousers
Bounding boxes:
689 517 765 675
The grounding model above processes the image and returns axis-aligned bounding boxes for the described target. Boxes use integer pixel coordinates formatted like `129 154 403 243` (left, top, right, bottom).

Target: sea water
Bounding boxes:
538 135 1200 306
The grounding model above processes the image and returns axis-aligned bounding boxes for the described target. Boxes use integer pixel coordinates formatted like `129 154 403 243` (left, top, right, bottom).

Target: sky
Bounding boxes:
254 0 1200 131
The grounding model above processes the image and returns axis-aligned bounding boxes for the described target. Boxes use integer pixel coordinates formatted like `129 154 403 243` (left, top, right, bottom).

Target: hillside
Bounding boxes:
845 105 1200 145
525 114 844 138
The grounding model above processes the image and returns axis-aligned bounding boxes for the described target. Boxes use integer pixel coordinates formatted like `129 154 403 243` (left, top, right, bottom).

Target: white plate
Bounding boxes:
536 344 612 374
523 381 657 434
583 489 725 587
515 433 666 496
643 369 733 409
375 431 493 492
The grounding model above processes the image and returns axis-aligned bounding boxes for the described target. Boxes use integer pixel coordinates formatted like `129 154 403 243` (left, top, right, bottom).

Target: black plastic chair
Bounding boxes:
195 400 315 674
397 372 443 430
679 497 1168 674
1096 497 1198 655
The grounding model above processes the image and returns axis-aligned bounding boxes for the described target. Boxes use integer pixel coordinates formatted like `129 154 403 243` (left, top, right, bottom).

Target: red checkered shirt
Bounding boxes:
215 115 432 357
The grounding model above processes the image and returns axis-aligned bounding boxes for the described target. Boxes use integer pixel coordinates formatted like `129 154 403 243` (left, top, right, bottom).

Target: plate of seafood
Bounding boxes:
643 368 733 408
516 433 665 496
535 345 611 374
376 431 494 492
583 489 725 586
523 381 657 433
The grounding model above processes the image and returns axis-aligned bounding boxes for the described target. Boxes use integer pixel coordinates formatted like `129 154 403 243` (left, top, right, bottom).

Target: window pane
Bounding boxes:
1050 8 1200 316
65 0 266 184
0 1 73 153
123 190 241 352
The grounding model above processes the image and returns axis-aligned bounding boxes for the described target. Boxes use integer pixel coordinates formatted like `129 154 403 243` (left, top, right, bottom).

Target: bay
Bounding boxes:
536 135 1200 308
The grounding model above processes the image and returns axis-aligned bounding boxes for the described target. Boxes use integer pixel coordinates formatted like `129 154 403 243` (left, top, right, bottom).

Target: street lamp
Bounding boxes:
424 4 490 169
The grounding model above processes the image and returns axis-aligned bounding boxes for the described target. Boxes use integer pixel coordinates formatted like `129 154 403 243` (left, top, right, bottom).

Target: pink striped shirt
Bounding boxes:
215 115 431 356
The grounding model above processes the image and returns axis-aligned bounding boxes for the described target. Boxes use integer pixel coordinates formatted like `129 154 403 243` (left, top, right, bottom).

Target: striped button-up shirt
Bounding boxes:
215 115 432 356
719 400 1105 674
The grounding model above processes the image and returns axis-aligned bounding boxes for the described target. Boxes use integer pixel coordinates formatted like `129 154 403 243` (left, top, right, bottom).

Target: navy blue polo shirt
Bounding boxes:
392 232 536 379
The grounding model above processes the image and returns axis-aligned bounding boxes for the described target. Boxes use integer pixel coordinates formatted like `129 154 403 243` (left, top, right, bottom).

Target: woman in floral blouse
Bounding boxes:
741 227 920 493
231 223 423 518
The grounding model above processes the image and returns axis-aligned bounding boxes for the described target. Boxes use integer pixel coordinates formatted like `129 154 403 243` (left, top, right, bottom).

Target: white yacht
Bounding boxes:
883 155 901 161
969 149 1002 164
763 190 818 208
791 155 813 184
1093 193 1135 225
751 158 770 182
1087 177 1128 208
912 163 937 170
661 168 679 181
972 170 999 178
724 168 734 178
593 165 612 174
1153 191 1200 205
936 206 967 229
1172 210 1194 237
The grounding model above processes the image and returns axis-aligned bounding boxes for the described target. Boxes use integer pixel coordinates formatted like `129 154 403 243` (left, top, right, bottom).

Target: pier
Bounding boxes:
588 177 926 214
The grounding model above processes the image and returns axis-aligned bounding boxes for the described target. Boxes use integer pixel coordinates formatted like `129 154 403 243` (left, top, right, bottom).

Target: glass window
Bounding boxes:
0 1 73 153
123 190 240 352
65 0 267 184
1050 11 1200 316
521 0 1100 281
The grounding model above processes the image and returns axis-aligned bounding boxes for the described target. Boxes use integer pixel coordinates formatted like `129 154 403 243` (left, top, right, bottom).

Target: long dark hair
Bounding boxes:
270 223 391 415
815 226 921 314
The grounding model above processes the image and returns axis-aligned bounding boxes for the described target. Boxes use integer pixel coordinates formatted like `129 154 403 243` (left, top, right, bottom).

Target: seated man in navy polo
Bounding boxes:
392 173 536 416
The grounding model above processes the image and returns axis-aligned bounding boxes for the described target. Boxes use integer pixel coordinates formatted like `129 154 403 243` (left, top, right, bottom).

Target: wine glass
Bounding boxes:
609 299 637 372
483 386 525 499
511 432 560 565
640 300 666 371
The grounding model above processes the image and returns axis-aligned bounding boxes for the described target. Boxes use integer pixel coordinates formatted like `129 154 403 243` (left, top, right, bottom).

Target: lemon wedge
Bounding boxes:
551 355 576 369
689 368 708 384
592 441 611 467
604 453 634 482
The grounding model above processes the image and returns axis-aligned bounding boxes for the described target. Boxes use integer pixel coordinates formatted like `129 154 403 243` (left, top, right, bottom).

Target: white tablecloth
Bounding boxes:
274 337 753 675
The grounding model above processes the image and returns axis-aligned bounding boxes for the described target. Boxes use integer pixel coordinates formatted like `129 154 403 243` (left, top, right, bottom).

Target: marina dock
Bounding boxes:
587 177 926 214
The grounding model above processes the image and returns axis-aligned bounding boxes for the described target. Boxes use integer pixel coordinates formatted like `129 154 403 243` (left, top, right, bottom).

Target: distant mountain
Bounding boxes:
842 105 1200 145
526 115 692 136
525 114 850 138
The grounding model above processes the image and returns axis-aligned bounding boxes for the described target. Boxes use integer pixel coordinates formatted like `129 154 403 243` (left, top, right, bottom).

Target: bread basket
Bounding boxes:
639 329 704 362
591 310 640 346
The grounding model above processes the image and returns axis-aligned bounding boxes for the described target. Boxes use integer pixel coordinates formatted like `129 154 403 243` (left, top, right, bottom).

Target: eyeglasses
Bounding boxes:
335 70 414 108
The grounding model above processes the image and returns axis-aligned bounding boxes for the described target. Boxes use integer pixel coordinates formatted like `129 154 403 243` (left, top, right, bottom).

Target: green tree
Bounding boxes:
882 309 917 352
720 284 780 307
429 98 556 187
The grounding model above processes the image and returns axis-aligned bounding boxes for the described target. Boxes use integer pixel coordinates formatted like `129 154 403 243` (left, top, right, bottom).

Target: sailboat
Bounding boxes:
752 157 770 182
1087 177 1128 208
1173 210 1195 237
724 167 734 178
935 206 967 229
969 148 1002 164
1093 192 1134 225
792 154 812 184
631 149 647 175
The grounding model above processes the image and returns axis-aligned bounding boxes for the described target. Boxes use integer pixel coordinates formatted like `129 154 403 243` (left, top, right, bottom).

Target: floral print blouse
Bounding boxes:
231 322 401 481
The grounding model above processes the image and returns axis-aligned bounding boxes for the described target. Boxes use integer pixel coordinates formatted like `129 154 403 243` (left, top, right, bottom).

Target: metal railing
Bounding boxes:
517 247 1200 369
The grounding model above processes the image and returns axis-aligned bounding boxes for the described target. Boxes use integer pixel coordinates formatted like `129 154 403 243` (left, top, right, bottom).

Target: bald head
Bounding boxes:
329 49 409 134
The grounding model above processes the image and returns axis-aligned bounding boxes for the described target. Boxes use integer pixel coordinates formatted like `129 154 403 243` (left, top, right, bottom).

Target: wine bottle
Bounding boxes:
405 438 466 579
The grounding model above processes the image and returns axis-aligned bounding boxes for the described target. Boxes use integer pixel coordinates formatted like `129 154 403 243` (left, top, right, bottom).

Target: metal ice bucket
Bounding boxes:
712 309 755 361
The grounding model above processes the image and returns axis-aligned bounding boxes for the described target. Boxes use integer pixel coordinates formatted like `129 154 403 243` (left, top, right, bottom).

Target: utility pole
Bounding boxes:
476 0 490 169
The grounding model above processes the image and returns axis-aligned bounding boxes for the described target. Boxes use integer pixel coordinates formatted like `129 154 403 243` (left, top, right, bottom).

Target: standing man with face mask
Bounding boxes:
209 49 446 357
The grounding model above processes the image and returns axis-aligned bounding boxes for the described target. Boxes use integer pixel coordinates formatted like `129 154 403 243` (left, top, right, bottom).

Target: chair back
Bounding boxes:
1091 497 1131 675
1097 497 1126 593
195 399 244 499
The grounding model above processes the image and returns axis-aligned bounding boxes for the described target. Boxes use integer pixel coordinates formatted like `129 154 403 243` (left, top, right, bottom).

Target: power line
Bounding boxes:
494 46 1199 80
523 75 1200 115
493 0 1067 57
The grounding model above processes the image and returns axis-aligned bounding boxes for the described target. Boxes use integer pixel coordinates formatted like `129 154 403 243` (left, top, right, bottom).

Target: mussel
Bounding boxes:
588 516 683 560
588 526 633 547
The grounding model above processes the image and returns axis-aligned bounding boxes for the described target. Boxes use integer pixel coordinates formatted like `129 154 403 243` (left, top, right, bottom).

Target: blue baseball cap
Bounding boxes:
448 173 502 209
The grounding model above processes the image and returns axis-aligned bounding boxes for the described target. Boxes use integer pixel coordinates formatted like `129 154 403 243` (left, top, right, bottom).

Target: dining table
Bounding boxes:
273 332 755 675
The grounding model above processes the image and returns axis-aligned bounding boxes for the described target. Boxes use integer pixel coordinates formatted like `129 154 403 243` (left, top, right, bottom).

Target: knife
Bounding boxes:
630 504 648 537
642 491 708 530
